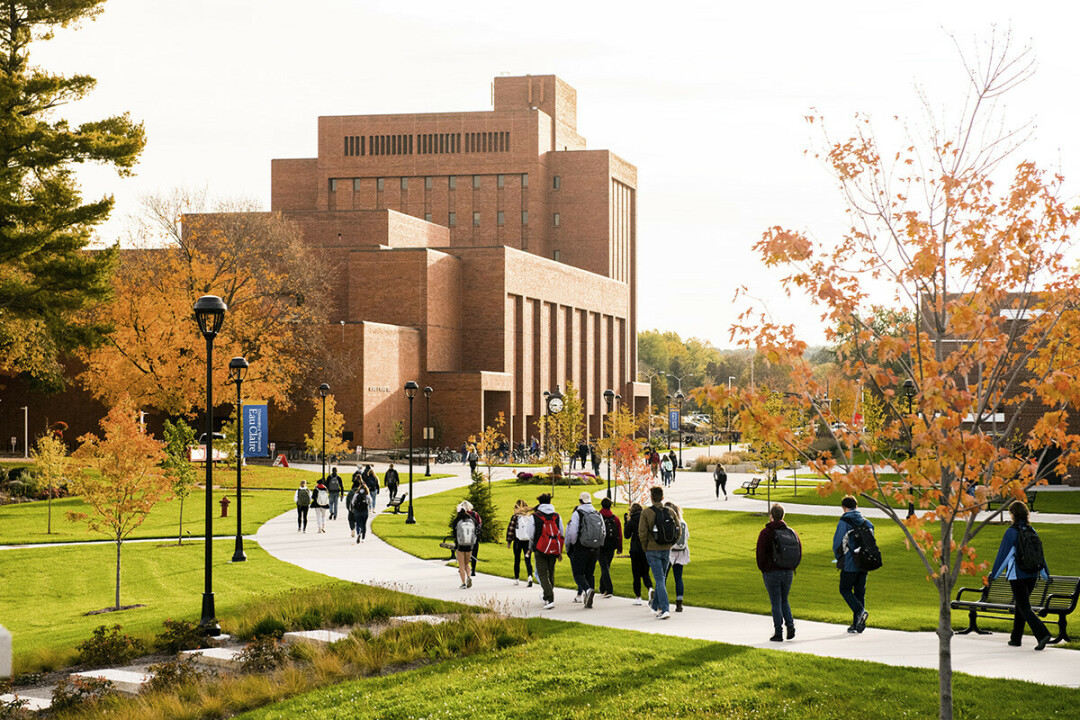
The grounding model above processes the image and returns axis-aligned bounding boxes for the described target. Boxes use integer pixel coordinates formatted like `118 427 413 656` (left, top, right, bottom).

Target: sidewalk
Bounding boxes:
255 461 1080 689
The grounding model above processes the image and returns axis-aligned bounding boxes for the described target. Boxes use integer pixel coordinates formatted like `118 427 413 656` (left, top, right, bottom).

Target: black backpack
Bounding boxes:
842 518 883 571
651 506 678 545
1015 525 1046 573
772 526 802 569
602 514 619 551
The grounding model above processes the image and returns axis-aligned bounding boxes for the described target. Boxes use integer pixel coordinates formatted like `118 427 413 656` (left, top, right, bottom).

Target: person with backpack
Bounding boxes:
597 497 623 598
639 485 678 619
529 492 564 609
294 479 312 532
352 482 371 542
659 455 673 487
451 500 480 588
665 501 690 612
345 480 360 538
623 502 653 605
989 500 1052 650
757 504 801 641
311 479 330 533
566 491 605 608
467 446 479 476
362 465 380 508
506 499 537 587
384 463 400 500
714 464 728 500
325 467 343 520
832 496 875 633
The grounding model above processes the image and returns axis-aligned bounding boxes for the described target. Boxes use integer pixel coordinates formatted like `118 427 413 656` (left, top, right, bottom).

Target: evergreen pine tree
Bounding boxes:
466 470 499 542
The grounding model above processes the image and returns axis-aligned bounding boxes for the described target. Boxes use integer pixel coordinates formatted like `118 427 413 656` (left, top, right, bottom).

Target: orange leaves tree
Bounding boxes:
76 190 334 416
471 411 506 485
69 397 170 611
718 39 1080 720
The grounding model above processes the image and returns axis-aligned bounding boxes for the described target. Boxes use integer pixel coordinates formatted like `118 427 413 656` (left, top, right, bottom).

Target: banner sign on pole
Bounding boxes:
244 404 269 457
668 410 680 431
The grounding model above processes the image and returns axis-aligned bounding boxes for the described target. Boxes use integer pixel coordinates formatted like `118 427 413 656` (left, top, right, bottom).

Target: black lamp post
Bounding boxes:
194 294 226 636
903 378 917 519
603 389 615 500
676 391 685 468
404 381 419 524
318 383 330 483
424 386 432 477
728 376 735 452
665 394 672 452
229 356 248 563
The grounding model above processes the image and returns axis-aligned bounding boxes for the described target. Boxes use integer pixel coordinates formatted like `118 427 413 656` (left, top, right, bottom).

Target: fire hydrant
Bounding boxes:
219 495 230 518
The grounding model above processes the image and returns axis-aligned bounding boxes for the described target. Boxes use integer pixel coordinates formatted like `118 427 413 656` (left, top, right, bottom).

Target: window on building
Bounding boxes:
329 178 338 192
353 178 361 191
472 175 480 189
401 177 408 190
521 173 528 188
521 211 529 225
554 249 561 261
553 212 561 227
497 174 505 188
473 211 480 226
377 178 385 191
497 211 505 226
424 212 432 222
449 176 457 190
425 176 432 189
553 176 561 189
449 212 456 227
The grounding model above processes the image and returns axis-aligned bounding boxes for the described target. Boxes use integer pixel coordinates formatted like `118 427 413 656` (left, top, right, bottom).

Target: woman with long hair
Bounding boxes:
506 499 537 586
989 500 1052 650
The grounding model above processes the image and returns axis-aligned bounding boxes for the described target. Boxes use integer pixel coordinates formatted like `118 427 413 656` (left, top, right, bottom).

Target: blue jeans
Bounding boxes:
645 550 671 612
764 570 795 634
667 562 685 599
328 492 340 519
839 570 867 626
570 546 598 593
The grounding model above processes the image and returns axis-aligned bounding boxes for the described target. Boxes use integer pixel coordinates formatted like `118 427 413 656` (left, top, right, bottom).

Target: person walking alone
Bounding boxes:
833 496 873 633
757 504 800 642
990 500 1052 650
714 463 728 500
384 463 400 500
452 500 480 588
624 502 653 605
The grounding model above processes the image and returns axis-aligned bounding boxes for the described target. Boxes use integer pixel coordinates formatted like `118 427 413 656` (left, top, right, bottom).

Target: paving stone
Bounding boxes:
0 693 51 711
0 624 9 680
179 646 243 671
70 669 152 695
388 615 449 627
282 630 349 647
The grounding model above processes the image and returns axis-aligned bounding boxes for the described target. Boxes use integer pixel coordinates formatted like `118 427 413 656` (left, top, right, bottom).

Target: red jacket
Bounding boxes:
756 519 797 573
599 507 623 553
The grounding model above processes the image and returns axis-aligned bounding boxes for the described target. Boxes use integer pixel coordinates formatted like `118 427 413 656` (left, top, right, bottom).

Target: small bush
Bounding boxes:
297 608 323 631
238 637 288 674
77 624 144 667
515 471 602 486
248 616 288 640
690 455 725 472
329 605 361 627
154 618 207 653
144 656 207 693
51 676 116 713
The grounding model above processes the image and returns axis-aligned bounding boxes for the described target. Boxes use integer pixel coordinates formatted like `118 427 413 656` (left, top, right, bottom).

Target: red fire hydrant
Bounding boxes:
219 495 230 518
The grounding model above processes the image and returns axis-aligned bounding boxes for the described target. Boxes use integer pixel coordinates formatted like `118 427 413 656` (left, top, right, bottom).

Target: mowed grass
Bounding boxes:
236 619 1080 720
374 478 1080 632
0 540 335 673
215 465 453 491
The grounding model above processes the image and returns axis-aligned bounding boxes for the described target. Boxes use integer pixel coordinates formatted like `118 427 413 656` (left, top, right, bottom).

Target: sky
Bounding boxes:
34 0 1080 349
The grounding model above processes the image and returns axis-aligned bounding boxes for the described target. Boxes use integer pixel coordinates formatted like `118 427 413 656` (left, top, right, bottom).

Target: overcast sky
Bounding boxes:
36 1 1080 349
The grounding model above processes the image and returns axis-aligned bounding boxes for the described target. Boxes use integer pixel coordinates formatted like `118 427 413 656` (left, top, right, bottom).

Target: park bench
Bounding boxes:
739 478 763 495
951 574 1080 643
386 493 408 514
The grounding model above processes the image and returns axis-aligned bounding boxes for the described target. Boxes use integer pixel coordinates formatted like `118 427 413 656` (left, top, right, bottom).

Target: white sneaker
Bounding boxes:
514 579 519 586
543 601 555 610
573 594 582 603
659 611 671 620
633 597 642 606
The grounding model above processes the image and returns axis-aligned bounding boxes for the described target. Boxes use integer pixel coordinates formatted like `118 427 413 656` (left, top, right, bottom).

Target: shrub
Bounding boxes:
690 455 725 472
515 471 602 486
154 618 207 653
77 624 144 667
143 657 207 693
0 695 30 720
50 676 116 713
297 607 323 631
238 637 288 674
248 617 288 640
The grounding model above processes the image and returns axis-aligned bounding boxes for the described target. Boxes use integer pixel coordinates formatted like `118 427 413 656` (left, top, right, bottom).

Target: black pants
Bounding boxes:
355 512 369 539
471 543 478 575
630 550 653 597
513 539 534 580
1010 577 1051 644
296 506 308 530
570 546 598 594
598 547 616 595
715 476 727 497
387 482 398 499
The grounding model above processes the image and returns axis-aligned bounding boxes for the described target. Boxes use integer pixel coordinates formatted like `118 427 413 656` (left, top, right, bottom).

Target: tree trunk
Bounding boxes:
178 495 185 546
47 493 52 534
937 579 954 720
114 538 122 611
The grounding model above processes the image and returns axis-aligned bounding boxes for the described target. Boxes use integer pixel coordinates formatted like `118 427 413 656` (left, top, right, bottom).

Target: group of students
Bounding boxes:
646 449 681 486
293 464 402 543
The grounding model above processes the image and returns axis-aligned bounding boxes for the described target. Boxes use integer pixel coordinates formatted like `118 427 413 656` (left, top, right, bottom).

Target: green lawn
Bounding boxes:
236 619 1080 720
215 465 453 491
0 540 336 673
1031 491 1080 514
374 477 1080 632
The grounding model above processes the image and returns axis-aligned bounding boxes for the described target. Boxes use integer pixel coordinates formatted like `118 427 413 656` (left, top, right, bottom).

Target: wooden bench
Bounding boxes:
386 493 408 514
951 574 1080 644
739 478 763 495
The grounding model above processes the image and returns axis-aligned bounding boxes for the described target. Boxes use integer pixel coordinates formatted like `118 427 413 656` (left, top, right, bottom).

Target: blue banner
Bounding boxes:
244 404 269 457
669 409 679 431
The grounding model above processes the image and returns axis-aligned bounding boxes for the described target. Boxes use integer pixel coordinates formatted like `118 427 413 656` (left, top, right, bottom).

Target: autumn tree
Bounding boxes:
69 397 169 610
718 37 1080 720
304 393 348 458
0 0 145 388
31 425 68 534
598 403 647 503
162 418 198 546
470 411 506 485
76 190 334 415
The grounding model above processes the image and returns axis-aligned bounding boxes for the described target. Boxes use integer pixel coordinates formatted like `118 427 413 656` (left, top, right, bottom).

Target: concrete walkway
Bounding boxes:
256 460 1080 689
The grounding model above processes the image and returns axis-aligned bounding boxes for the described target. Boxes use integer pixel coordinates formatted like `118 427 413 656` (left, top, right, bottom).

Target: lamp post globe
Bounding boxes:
228 357 249 563
404 381 419 524
423 386 433 477
318 384 330 483
193 294 227 636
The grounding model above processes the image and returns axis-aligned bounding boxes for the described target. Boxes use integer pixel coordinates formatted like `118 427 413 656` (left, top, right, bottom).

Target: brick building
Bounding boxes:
267 75 649 450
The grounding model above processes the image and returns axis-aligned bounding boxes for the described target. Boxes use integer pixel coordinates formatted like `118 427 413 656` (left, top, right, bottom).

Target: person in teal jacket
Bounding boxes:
832 496 874 633
989 500 1051 650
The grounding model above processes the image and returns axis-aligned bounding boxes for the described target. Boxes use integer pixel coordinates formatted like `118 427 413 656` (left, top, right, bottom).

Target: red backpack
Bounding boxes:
534 512 564 556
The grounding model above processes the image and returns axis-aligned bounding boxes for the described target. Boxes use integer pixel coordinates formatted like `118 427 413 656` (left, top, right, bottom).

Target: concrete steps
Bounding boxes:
70 668 153 696
179 646 244 672
0 693 52 711
282 630 349 648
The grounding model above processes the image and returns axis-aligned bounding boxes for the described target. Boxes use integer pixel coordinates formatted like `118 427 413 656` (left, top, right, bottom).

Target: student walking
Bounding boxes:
989 500 1052 650
530 493 564 609
639 485 678 619
567 491 605 607
833 496 874 633
325 468 343 520
623 502 653 605
351 483 371 542
294 480 311 532
384 463 400 499
597 497 623 597
714 464 728 500
757 504 801 642
362 465 380 508
506 500 536 587
452 501 480 588
660 455 674 487
312 480 330 533
345 480 360 538
666 501 689 612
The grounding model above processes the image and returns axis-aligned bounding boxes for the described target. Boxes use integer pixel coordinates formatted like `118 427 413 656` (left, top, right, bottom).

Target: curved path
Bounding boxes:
258 459 1080 689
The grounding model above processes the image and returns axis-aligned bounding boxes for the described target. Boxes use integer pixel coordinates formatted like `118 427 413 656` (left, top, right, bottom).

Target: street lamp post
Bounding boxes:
727 376 735 451
229 357 248 563
20 406 27 459
404 381 419 524
424 386 432 477
193 294 227 636
676 391 685 468
318 384 330 483
903 378 917 519
665 394 672 452
603 389 614 501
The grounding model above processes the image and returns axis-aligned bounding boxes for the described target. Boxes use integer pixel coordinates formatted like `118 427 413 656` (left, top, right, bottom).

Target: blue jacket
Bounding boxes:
833 510 874 572
990 524 1049 581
